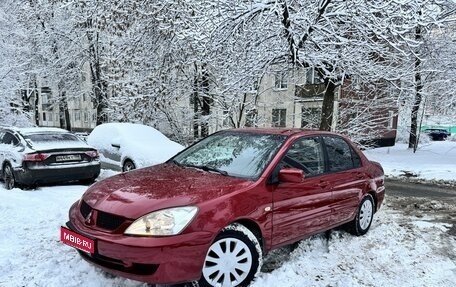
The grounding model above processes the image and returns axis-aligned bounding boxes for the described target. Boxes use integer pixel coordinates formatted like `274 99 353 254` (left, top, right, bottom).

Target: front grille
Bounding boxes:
96 211 125 230
80 201 92 218
80 200 126 231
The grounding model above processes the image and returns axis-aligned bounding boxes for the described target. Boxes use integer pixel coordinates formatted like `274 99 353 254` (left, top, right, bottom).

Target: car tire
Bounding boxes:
122 159 136 172
199 223 262 287
3 164 16 190
80 177 97 185
349 194 375 236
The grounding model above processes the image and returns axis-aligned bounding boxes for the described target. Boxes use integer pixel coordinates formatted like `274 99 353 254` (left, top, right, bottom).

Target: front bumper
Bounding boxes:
67 202 213 284
14 161 100 186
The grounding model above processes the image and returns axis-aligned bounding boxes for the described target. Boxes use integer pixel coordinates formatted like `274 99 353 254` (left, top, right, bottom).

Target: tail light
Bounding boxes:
85 150 99 158
23 153 50 162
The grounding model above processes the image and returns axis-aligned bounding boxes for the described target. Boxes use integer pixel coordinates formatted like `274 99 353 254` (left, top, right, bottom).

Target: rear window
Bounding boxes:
23 133 81 143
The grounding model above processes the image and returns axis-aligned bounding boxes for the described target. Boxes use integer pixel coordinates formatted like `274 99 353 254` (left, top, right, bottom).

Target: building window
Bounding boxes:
306 68 314 84
41 87 52 104
272 109 287 127
42 112 46 121
75 111 81 121
306 68 323 84
55 113 59 122
92 112 96 122
84 111 89 122
274 71 288 89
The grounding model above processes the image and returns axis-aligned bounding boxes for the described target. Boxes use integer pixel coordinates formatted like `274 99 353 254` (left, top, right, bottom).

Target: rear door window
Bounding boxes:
322 136 359 172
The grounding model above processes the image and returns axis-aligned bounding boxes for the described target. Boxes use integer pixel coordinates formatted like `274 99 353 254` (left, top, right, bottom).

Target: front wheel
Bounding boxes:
199 223 262 287
122 160 136 172
349 194 375 236
3 164 16 190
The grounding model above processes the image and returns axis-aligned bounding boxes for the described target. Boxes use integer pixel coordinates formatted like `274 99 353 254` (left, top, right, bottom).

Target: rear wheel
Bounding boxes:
122 159 135 172
199 223 262 287
349 194 374 236
3 164 16 190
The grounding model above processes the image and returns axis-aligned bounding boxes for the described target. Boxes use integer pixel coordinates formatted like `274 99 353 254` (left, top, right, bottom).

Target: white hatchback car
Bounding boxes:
87 123 184 172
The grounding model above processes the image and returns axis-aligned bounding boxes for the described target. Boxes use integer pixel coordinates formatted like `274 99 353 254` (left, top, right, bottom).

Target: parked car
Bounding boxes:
423 128 451 141
62 128 385 286
87 123 184 172
0 127 100 189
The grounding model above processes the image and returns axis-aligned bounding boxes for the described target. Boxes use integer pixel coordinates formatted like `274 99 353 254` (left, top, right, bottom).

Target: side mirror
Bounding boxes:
279 168 305 183
111 143 120 148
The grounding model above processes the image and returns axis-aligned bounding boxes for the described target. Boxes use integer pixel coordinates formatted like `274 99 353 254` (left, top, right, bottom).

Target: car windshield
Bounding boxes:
23 133 81 143
172 131 286 179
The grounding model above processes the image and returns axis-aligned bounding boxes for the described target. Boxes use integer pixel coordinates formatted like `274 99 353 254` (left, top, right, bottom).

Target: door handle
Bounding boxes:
318 181 330 188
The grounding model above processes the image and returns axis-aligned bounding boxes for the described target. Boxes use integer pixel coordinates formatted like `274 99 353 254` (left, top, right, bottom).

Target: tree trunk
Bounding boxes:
319 79 336 131
64 106 71 131
87 30 107 126
408 23 422 152
192 63 211 139
58 91 71 131
33 79 39 126
193 63 200 140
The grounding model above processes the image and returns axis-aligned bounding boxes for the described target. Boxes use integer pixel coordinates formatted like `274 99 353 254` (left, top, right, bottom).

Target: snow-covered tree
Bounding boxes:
0 1 33 126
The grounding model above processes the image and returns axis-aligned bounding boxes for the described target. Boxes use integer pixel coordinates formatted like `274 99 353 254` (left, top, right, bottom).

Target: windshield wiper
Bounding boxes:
170 159 182 167
184 164 229 176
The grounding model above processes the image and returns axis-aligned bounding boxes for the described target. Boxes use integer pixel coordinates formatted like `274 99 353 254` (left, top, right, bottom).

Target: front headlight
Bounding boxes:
124 206 198 236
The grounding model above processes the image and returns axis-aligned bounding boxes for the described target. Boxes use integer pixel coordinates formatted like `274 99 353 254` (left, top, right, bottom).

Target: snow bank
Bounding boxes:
364 141 456 182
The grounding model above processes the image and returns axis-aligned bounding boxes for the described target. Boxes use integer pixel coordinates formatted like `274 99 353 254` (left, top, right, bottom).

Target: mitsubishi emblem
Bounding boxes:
85 210 93 225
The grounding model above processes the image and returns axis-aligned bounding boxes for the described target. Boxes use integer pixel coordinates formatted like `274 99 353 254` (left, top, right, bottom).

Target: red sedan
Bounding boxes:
62 129 385 287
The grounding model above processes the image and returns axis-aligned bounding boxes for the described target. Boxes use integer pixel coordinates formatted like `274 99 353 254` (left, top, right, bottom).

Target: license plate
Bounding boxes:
56 154 81 162
61 226 95 254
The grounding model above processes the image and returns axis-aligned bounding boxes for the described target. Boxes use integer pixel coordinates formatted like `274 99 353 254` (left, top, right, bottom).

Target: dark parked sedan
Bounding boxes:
62 129 385 287
424 128 451 141
0 127 100 189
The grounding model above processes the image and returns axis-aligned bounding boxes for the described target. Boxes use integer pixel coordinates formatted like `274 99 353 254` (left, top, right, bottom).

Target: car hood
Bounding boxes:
82 163 254 219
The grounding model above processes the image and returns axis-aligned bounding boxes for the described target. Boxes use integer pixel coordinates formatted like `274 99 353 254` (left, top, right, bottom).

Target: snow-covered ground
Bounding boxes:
364 141 456 183
1 141 455 287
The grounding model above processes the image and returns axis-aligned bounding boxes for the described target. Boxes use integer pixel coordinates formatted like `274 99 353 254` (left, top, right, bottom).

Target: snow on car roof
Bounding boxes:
11 127 70 135
92 122 171 142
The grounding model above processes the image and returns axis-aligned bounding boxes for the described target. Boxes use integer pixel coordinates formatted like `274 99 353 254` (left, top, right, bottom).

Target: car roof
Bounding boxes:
223 128 338 137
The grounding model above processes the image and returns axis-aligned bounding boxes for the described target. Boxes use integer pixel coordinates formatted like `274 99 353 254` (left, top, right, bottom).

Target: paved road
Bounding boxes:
385 179 456 198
